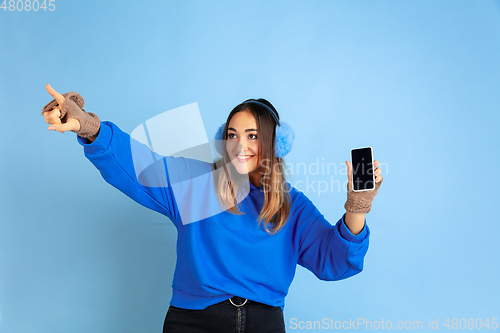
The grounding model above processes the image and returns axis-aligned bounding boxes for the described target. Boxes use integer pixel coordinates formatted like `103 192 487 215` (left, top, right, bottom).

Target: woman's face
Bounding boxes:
226 110 262 185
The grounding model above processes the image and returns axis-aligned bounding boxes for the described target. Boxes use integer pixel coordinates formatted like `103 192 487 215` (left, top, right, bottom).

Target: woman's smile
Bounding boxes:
236 154 255 163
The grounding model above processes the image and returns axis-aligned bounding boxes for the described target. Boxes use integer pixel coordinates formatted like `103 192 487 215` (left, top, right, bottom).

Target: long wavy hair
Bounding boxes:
212 99 291 234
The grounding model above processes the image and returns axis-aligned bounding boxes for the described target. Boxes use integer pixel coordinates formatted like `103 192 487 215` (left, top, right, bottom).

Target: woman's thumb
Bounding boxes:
48 121 77 133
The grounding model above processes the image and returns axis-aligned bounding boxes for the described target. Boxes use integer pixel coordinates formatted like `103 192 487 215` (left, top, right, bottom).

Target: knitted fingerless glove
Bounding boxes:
41 91 100 139
344 178 383 213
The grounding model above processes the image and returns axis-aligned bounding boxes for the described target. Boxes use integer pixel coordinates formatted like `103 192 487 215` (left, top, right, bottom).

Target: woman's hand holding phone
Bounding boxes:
345 159 383 193
343 157 383 235
344 158 383 214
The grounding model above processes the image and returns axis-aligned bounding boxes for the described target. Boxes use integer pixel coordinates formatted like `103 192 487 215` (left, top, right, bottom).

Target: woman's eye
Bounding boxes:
227 133 257 139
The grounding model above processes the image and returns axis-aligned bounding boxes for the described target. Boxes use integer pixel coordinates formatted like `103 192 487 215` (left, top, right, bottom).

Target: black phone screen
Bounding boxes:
351 147 375 191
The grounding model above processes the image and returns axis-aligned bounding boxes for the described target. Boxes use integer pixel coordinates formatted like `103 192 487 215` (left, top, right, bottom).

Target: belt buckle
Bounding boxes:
229 296 248 307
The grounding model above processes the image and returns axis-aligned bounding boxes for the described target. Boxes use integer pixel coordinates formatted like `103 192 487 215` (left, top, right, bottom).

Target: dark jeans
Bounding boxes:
163 296 286 333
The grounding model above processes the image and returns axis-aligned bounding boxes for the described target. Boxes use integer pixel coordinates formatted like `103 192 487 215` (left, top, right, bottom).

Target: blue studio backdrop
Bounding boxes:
1 1 499 332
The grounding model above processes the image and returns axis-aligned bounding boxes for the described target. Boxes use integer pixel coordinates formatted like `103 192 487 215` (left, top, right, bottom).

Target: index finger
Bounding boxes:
45 83 65 106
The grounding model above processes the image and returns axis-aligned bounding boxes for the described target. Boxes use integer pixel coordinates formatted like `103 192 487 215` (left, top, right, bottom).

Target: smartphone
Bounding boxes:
351 147 375 192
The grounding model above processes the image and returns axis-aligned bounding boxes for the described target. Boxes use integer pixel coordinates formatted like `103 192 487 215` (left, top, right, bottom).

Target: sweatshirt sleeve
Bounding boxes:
76 121 187 225
295 194 370 281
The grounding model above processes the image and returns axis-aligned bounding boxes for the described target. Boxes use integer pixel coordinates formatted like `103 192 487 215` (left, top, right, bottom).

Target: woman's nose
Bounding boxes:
239 139 248 150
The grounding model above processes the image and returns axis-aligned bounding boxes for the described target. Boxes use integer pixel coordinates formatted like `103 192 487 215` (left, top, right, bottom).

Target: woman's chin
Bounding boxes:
234 166 250 175
230 161 250 175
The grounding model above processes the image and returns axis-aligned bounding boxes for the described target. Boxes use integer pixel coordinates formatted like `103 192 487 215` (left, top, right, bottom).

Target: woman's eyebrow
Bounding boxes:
228 127 258 132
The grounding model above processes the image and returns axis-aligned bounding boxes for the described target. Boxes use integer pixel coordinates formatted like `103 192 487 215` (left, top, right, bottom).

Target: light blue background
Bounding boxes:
1 0 499 332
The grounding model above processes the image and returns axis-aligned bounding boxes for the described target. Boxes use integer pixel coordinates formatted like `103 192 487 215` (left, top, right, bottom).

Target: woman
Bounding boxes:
41 84 383 333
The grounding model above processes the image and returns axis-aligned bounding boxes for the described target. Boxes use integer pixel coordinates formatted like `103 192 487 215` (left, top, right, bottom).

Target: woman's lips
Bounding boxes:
236 155 254 163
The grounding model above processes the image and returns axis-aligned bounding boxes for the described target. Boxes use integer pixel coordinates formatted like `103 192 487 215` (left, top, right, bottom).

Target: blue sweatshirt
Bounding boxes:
77 121 370 310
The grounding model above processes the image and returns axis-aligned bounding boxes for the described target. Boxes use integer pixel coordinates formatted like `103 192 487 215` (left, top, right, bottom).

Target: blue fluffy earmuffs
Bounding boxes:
214 101 295 159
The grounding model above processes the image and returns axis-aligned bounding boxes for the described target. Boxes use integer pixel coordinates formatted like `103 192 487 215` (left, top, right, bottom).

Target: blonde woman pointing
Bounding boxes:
41 84 383 333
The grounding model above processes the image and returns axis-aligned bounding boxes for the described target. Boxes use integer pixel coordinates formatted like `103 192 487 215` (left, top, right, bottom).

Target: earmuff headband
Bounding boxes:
241 100 281 126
